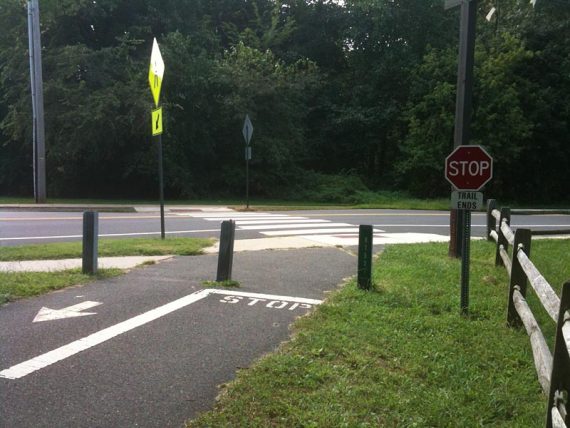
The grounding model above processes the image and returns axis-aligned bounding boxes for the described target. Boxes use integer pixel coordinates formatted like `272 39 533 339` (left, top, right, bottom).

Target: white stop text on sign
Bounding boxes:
447 160 491 177
220 295 314 311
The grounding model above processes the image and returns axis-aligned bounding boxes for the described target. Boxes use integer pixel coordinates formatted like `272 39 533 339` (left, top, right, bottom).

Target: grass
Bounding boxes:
1 195 569 210
0 195 450 211
202 280 241 288
0 269 123 305
188 239 570 427
0 237 214 261
0 237 214 304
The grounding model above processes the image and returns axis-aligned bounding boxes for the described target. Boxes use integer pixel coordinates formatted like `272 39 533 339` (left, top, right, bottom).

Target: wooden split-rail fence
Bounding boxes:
487 200 570 427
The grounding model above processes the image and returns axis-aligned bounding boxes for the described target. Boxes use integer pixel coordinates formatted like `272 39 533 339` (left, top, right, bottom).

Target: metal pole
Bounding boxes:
454 0 477 147
449 0 478 258
29 0 46 203
246 155 250 209
157 134 165 239
27 2 37 200
460 210 471 315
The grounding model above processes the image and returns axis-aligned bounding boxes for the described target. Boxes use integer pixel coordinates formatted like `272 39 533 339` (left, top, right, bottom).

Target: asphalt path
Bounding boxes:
1 208 569 427
0 248 356 427
2 208 569 246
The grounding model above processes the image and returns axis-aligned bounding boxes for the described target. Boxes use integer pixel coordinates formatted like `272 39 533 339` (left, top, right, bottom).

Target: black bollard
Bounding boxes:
216 220 235 282
82 211 99 275
357 225 373 290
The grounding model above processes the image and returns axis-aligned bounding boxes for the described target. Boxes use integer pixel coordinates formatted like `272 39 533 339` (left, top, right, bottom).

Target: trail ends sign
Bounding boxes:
445 145 493 190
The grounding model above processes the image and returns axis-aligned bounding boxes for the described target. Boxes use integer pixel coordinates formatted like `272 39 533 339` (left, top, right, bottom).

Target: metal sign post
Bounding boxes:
460 209 471 314
149 38 166 239
445 143 493 315
445 0 478 258
242 115 254 209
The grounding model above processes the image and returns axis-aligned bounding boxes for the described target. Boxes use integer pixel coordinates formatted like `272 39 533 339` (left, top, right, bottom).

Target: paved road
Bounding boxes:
0 248 356 427
2 208 569 247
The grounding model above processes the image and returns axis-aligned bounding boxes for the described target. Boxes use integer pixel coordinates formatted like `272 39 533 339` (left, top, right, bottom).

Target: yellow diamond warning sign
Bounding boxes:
148 38 165 107
152 107 163 136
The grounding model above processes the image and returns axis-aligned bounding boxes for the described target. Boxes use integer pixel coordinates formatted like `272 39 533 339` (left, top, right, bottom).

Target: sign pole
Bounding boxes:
445 145 493 315
149 38 166 239
157 133 165 239
246 154 250 209
447 0 478 258
460 209 471 314
242 115 253 210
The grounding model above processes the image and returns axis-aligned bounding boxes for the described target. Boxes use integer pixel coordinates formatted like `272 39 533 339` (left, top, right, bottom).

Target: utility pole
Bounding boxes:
27 0 47 203
446 0 478 257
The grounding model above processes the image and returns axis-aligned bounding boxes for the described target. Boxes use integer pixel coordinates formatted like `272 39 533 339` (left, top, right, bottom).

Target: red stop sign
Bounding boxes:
445 145 493 190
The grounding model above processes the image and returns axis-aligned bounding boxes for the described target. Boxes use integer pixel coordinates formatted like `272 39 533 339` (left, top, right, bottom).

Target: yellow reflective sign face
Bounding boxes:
152 107 163 136
148 38 165 107
149 70 163 107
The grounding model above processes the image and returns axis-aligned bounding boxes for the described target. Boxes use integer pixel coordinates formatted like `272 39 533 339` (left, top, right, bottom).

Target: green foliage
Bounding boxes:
1 0 569 204
285 170 368 204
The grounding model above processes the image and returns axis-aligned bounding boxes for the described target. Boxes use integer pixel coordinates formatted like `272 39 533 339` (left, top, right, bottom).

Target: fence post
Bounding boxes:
495 207 511 267
506 228 531 327
486 199 496 242
82 211 99 275
216 220 235 282
546 281 570 428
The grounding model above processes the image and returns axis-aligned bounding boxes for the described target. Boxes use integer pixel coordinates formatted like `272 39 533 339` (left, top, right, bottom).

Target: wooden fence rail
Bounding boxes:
487 199 569 428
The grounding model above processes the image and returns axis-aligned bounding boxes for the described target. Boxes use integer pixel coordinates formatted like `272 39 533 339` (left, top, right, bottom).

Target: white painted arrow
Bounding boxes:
33 301 102 322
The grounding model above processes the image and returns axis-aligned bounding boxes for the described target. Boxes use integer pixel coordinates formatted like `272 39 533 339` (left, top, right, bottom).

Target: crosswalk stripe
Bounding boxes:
262 228 382 236
239 222 351 231
188 212 389 243
235 219 327 225
185 213 277 218
200 216 299 221
184 211 451 245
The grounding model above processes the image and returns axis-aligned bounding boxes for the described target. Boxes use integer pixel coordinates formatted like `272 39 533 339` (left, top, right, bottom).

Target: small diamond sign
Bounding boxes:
242 115 253 145
152 107 163 136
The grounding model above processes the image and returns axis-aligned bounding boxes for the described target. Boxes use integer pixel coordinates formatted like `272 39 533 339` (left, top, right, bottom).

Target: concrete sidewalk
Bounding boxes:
0 256 173 272
0 236 335 272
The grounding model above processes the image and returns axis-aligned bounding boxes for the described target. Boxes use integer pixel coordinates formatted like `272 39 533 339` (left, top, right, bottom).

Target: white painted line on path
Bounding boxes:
0 290 211 380
210 289 323 305
33 301 102 322
0 289 321 381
